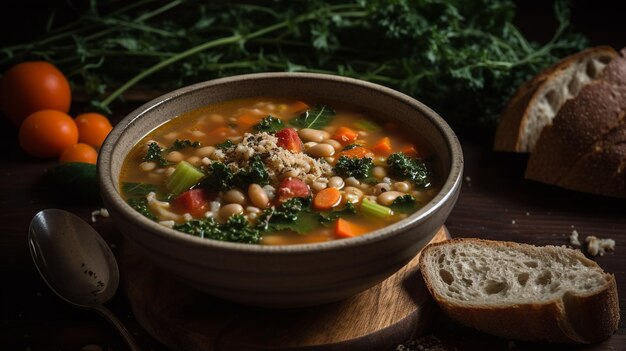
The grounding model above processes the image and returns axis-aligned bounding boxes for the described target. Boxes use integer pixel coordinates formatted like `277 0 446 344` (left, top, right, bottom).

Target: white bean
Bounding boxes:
195 146 216 158
306 143 335 158
223 189 246 205
372 166 386 179
303 141 318 150
298 128 330 142
209 114 225 124
345 177 360 187
343 186 363 204
164 167 176 177
140 161 156 172
246 206 261 214
393 181 411 193
245 206 261 221
310 181 327 192
248 184 269 208
187 156 201 166
327 176 344 189
371 182 391 195
219 203 244 221
377 191 405 206
324 139 342 151
163 131 179 141
165 151 184 163
374 156 387 166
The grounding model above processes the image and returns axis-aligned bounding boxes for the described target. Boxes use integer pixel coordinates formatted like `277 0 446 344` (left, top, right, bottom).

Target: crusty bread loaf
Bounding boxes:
419 238 619 343
525 49 626 198
494 46 617 152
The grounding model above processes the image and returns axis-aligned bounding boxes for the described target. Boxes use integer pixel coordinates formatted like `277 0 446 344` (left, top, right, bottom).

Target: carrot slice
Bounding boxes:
313 187 342 210
286 101 310 114
334 218 368 238
371 137 392 156
206 126 232 144
336 146 373 159
333 126 359 145
237 112 262 128
401 144 420 158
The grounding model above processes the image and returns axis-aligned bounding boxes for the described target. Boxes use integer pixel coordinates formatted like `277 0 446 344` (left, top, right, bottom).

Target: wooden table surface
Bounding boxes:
1 111 624 350
1 2 624 350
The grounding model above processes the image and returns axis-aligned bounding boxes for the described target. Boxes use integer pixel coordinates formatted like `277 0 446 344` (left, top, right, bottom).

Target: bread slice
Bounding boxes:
525 49 626 198
419 238 619 343
494 46 617 153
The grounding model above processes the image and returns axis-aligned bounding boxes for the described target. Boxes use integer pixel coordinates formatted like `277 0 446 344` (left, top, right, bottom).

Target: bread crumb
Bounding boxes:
396 336 454 351
569 230 581 246
464 176 471 182
585 236 616 257
511 220 516 224
525 212 530 216
90 208 110 223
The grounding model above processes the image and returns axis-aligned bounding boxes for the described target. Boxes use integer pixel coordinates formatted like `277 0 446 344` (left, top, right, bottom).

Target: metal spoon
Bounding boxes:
28 209 140 351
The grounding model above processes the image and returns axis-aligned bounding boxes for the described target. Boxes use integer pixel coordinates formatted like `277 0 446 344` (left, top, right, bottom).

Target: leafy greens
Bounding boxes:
290 105 335 130
0 0 586 128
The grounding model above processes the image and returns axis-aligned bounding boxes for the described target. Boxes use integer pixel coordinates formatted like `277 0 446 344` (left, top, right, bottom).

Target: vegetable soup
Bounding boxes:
120 98 439 245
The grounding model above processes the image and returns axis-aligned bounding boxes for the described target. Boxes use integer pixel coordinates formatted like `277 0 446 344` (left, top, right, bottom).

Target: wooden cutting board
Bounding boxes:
120 227 450 351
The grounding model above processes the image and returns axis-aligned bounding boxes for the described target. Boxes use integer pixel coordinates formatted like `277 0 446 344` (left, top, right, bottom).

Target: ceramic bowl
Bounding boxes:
98 72 463 307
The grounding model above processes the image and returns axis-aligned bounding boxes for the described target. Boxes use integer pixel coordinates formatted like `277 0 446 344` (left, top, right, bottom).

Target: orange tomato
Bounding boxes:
59 143 98 164
75 113 113 148
18 110 78 158
0 61 71 126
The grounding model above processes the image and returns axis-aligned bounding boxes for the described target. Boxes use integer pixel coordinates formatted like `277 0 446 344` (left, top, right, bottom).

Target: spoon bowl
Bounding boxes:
29 209 140 351
29 209 118 307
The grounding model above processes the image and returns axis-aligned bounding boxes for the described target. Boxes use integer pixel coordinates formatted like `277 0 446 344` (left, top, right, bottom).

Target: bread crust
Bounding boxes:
419 238 620 343
525 54 626 198
494 46 617 153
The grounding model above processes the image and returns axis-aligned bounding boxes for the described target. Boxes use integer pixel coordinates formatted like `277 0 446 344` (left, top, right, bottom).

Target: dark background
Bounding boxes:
0 1 623 350
0 0 623 49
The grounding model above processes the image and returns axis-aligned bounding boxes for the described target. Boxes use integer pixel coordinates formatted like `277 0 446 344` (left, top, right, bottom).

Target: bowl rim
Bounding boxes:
98 72 463 254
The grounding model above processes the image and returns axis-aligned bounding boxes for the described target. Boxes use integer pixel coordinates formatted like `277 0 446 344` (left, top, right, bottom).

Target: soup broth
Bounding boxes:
120 97 439 245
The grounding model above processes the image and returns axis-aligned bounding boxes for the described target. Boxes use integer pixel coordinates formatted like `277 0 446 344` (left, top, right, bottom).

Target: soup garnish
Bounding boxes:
120 98 438 245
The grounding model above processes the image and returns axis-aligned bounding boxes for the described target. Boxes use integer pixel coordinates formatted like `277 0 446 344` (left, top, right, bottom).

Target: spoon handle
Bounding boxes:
94 305 142 351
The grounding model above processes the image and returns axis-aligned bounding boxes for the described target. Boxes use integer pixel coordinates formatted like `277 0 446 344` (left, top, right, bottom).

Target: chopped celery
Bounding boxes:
353 119 381 132
166 161 205 196
360 198 393 220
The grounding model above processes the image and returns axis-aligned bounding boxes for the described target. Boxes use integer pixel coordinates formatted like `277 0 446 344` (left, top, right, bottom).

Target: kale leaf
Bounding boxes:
386 152 431 187
233 155 270 188
342 143 363 151
390 194 421 214
257 197 317 234
127 197 156 221
319 202 357 225
290 105 335 129
143 142 171 167
200 155 269 192
199 162 234 192
215 139 234 150
254 115 284 133
334 156 373 179
122 182 158 197
168 139 201 151
174 215 262 244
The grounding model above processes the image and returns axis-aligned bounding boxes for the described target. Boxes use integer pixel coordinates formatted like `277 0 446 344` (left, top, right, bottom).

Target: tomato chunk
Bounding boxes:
275 128 303 152
173 188 210 217
277 177 310 202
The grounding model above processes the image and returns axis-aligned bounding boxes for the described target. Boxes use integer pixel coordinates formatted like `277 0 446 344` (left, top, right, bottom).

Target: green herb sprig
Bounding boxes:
1 0 586 127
